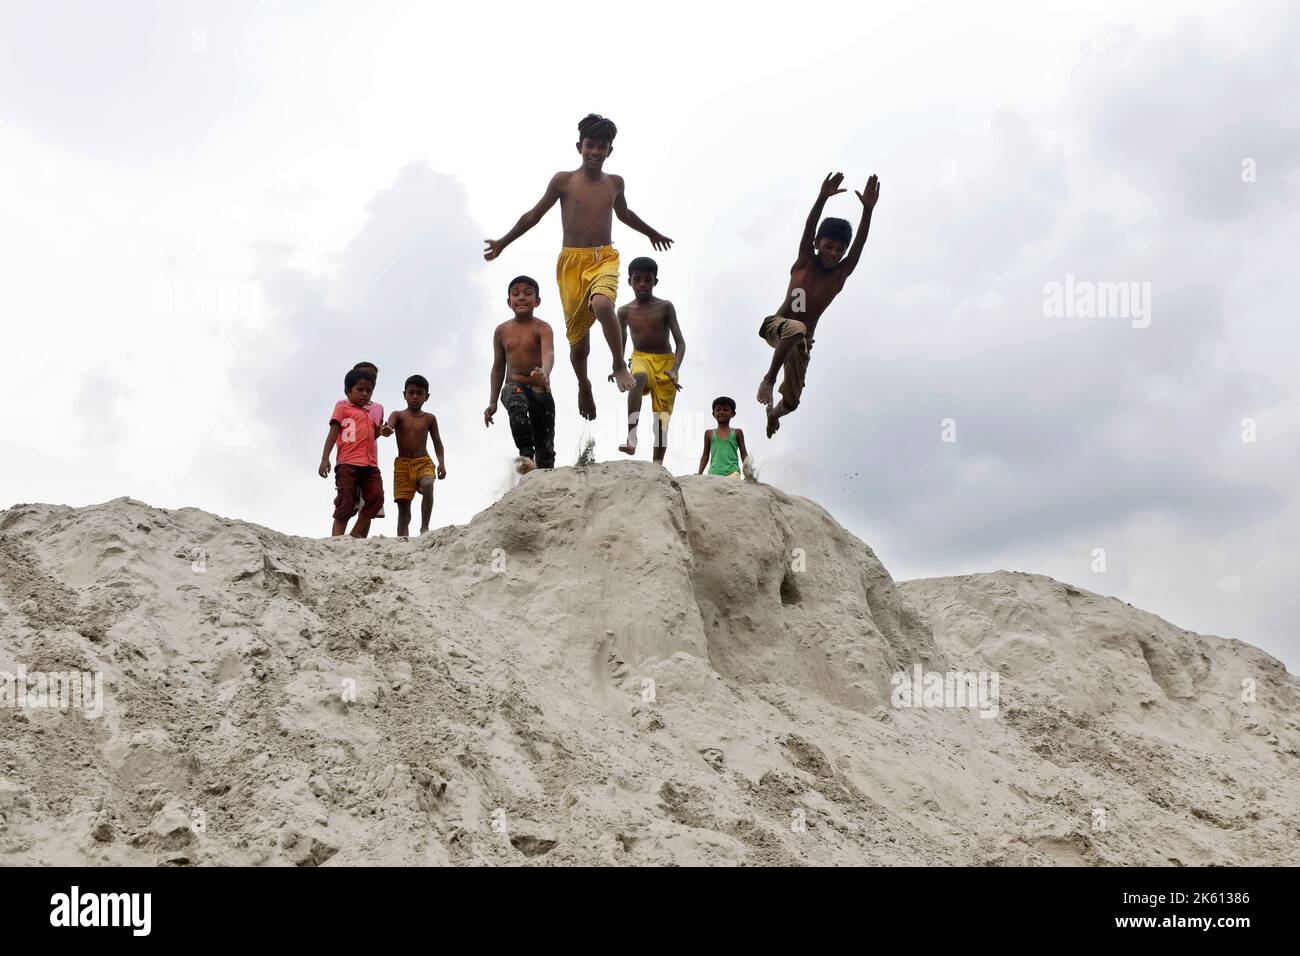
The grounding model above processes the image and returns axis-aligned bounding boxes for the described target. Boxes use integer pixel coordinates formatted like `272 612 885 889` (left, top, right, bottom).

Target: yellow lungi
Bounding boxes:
557 245 620 346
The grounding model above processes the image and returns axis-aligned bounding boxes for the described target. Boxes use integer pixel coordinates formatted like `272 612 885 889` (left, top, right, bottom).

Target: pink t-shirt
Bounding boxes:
330 400 378 467
365 402 384 426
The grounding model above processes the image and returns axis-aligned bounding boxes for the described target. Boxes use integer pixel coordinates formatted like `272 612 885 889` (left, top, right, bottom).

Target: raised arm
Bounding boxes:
613 175 673 251
485 327 506 425
484 172 566 260
840 174 880 276
666 302 686 384
797 172 845 265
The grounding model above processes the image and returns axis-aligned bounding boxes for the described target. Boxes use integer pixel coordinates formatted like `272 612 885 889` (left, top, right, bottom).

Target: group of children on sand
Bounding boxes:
320 114 880 537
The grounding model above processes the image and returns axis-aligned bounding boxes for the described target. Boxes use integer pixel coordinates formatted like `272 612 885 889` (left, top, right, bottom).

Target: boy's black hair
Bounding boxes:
628 256 658 277
508 275 540 296
712 396 737 413
405 374 430 392
578 113 617 144
345 367 376 391
815 217 852 246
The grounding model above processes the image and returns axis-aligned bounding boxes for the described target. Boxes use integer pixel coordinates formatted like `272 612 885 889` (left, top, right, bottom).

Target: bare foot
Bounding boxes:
756 380 774 406
618 442 636 455
766 405 781 438
613 366 636 393
578 380 597 420
516 456 536 474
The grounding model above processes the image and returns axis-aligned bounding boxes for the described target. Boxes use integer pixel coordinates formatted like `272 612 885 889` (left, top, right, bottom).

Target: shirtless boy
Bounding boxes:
484 276 557 470
386 374 446 537
757 172 880 437
614 256 684 464
483 113 673 421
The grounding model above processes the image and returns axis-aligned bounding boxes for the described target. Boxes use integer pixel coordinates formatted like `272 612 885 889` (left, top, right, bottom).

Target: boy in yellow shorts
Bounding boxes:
385 374 447 538
483 114 673 422
613 257 685 464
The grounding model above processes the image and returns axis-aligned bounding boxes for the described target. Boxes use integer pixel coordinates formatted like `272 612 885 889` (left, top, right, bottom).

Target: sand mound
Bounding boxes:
0 462 1296 865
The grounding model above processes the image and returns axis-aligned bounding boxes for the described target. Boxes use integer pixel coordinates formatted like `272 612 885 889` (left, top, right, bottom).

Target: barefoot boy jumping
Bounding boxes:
485 276 557 470
483 113 673 421
387 374 446 538
614 257 685 464
757 172 880 437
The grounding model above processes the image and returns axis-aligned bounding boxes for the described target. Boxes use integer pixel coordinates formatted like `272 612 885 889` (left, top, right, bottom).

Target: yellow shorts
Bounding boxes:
392 455 436 501
557 245 620 346
629 351 678 427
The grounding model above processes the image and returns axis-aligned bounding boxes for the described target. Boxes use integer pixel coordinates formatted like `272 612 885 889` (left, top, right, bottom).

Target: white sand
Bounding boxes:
0 461 1295 865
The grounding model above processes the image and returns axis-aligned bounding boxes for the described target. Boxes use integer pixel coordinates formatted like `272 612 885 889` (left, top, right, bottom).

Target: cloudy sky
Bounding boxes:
2 0 1296 669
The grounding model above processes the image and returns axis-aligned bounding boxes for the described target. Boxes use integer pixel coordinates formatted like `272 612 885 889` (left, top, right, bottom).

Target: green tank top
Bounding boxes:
708 428 740 475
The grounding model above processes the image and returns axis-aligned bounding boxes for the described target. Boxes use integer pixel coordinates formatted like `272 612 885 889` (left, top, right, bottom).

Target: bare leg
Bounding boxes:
331 519 348 536
653 413 668 464
766 401 788 438
620 374 646 454
350 515 373 538
757 334 801 406
570 334 596 420
418 476 434 533
592 294 635 392
395 500 412 538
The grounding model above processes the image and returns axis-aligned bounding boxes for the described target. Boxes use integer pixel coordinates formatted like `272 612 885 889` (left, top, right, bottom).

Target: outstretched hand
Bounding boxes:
483 238 504 261
649 231 673 252
820 172 846 200
855 174 881 210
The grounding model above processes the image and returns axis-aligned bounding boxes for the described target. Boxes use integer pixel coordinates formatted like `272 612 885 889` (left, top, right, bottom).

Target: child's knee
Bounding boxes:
417 475 435 494
570 336 590 359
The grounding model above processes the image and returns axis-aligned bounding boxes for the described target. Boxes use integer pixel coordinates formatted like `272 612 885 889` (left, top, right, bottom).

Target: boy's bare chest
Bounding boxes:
789 265 845 308
562 177 617 214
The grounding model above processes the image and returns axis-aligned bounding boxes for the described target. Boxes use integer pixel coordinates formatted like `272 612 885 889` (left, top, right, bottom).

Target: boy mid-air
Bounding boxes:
485 276 557 471
483 113 673 422
757 172 880 437
614 256 685 464
318 366 386 538
386 374 446 538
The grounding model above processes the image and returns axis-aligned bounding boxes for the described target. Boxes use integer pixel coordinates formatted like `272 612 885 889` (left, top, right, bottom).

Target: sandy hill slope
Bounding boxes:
0 462 1296 866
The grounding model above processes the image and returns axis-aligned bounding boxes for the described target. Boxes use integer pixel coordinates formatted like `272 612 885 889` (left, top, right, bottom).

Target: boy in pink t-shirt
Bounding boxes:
318 366 386 537
350 362 388 521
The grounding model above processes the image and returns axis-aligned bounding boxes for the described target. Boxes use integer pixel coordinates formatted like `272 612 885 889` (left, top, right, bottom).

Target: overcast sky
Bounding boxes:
2 0 1296 670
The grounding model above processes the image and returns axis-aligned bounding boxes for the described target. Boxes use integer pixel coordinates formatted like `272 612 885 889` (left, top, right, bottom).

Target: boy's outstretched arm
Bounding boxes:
484 173 565 260
697 430 711 474
613 176 672 251
666 303 686 386
797 172 846 264
485 328 506 425
840 174 881 276
318 422 340 477
429 415 447 478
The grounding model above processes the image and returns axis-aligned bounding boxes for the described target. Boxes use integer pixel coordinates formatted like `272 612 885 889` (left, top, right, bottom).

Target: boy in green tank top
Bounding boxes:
698 396 750 478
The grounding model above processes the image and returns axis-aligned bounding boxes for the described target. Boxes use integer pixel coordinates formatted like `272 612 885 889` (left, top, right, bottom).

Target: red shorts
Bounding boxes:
333 464 384 521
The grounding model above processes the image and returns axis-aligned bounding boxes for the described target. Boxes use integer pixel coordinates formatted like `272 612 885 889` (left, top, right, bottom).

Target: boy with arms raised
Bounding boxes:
387 374 446 538
485 276 557 470
484 113 673 421
319 366 385 538
757 172 880 437
614 256 684 464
